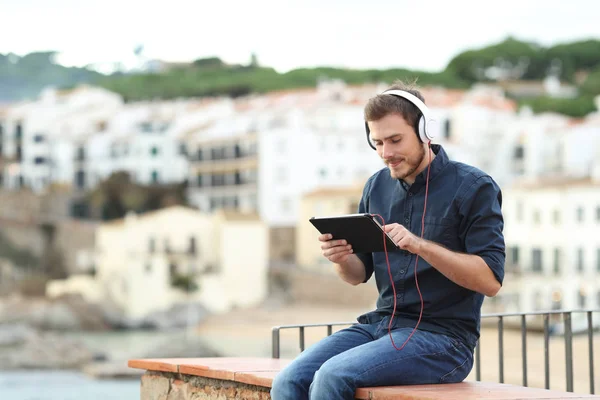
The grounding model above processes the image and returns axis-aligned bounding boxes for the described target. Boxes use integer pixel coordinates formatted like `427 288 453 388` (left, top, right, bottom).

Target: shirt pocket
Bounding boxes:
422 215 460 250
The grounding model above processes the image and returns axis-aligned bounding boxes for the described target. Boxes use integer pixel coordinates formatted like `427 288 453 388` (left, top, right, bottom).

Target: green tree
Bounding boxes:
579 66 600 96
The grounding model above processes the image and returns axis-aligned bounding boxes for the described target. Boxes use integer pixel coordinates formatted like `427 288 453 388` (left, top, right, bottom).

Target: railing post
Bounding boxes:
272 327 280 359
588 311 595 395
543 313 550 390
299 327 305 352
475 341 481 381
521 314 528 387
498 316 504 384
564 312 574 393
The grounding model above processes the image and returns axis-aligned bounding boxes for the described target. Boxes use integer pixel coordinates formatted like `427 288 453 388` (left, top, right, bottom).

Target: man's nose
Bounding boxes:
382 143 394 159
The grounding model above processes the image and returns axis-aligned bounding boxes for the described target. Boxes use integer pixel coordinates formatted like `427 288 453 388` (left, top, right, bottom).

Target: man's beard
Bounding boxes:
386 145 426 180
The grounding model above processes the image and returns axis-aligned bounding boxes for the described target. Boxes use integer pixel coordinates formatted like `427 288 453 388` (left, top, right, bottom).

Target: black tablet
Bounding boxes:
309 213 401 253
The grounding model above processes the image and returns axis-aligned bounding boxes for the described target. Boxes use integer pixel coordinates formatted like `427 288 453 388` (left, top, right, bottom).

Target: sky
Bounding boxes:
1 0 599 74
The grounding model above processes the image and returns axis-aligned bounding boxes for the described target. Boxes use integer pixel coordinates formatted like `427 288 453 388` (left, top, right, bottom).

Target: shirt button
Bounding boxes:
408 192 413 197
404 218 409 223
399 269 405 274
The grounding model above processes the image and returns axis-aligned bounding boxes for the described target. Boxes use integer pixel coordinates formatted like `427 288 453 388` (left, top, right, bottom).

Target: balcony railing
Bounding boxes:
271 309 599 395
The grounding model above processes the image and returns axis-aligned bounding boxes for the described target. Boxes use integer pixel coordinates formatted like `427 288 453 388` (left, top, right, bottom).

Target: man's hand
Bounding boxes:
319 234 353 263
383 223 423 254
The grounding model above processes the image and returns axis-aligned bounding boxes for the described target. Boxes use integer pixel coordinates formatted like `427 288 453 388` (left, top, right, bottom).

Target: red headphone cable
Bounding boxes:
373 141 432 350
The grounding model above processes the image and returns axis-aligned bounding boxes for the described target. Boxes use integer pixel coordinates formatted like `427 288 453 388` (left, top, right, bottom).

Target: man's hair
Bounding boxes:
364 79 426 134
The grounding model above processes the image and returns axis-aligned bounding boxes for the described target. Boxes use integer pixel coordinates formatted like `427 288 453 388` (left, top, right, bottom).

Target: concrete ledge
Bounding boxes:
128 357 600 399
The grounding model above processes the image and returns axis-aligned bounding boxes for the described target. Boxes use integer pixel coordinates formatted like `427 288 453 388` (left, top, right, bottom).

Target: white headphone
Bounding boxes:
365 89 439 148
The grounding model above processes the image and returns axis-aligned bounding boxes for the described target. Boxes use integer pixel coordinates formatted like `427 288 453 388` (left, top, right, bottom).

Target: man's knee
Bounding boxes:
309 361 355 399
271 364 308 400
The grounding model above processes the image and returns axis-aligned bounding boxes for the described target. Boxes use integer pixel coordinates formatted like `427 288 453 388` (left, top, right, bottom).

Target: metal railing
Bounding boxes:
271 309 599 395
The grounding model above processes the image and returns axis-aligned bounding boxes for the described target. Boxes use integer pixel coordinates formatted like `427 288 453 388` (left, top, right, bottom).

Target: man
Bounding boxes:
270 81 505 400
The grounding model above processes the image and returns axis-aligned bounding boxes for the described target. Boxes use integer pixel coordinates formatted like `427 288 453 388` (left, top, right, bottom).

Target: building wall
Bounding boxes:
296 185 364 271
500 182 600 314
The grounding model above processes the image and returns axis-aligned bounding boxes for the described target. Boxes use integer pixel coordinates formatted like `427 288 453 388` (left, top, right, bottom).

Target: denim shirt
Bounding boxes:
355 145 505 350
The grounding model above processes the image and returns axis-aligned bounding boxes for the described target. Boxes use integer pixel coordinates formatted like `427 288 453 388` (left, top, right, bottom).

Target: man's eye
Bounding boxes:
391 139 400 144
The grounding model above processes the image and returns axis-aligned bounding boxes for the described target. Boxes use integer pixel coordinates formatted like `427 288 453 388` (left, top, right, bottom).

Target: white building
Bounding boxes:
79 101 190 190
47 205 269 320
185 83 394 228
491 176 600 331
0 86 123 192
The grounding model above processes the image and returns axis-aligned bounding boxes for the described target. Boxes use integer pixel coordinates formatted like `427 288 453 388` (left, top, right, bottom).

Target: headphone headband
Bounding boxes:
365 88 438 149
381 89 431 121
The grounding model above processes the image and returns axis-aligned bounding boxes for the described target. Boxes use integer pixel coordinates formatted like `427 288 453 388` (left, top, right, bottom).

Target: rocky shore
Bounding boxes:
0 294 219 375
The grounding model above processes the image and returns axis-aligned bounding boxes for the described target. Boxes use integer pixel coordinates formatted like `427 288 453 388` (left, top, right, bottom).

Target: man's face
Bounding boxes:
367 113 426 182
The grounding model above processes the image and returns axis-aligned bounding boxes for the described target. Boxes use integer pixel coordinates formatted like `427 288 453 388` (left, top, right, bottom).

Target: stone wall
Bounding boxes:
0 219 44 262
268 227 295 262
141 372 270 400
270 265 378 309
54 219 97 274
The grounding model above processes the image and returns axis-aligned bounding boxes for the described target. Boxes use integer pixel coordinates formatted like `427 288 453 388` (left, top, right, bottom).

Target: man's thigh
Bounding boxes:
278 323 375 380
318 328 474 386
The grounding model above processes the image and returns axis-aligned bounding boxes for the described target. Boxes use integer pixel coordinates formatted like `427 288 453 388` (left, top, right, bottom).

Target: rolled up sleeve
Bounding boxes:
458 176 506 285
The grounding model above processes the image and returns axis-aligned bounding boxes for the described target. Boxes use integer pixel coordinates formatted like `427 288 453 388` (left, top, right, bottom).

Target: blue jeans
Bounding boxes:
270 316 474 400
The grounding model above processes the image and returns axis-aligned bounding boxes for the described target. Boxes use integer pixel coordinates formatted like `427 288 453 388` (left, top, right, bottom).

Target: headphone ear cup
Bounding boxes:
425 118 438 141
418 116 427 143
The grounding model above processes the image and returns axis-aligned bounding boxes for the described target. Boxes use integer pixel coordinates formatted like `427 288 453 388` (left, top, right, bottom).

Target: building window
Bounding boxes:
513 145 524 160
15 123 23 139
596 206 600 222
531 248 542 272
597 248 600 272
516 200 523 222
553 248 561 275
577 248 584 272
444 119 451 139
189 237 197 255
145 263 152 273
553 209 561 224
319 168 327 179
150 146 159 156
179 143 187 156
33 134 45 143
148 237 155 253
75 170 86 189
533 210 541 224
197 174 203 187
576 206 584 223
578 287 587 308
76 146 85 161
34 157 46 164
151 170 159 183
